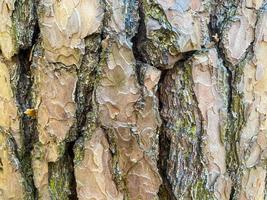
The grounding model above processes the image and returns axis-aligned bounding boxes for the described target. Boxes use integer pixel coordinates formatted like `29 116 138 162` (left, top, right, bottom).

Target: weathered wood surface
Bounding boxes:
0 0 266 199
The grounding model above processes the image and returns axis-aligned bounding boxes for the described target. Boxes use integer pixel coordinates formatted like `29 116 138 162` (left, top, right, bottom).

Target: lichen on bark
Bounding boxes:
0 0 266 199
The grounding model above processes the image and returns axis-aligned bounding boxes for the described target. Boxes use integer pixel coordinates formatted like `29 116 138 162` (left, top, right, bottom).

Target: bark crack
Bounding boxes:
1 0 265 199
66 1 109 198
208 1 251 198
15 27 40 200
131 1 177 199
132 1 204 199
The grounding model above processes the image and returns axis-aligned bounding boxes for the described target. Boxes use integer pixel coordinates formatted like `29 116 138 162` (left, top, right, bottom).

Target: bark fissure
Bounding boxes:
71 33 103 198
11 0 38 50
160 61 213 199
48 143 78 200
157 103 177 200
132 0 209 198
13 7 40 195
211 23 239 200
15 42 38 200
131 0 147 65
71 1 108 198
0 0 266 199
208 1 263 198
47 32 104 199
132 1 177 198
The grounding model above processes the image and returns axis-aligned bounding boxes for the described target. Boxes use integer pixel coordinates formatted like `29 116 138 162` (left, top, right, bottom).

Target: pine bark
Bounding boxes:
0 0 266 199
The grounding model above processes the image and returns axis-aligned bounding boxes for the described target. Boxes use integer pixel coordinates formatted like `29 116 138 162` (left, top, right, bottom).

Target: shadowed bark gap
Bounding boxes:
15 45 38 200
0 0 266 199
48 142 78 200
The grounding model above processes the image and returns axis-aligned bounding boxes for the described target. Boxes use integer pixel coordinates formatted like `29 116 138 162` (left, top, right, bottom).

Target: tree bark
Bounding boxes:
0 0 266 199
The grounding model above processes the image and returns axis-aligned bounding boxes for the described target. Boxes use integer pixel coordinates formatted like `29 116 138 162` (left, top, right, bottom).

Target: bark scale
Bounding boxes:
0 0 266 200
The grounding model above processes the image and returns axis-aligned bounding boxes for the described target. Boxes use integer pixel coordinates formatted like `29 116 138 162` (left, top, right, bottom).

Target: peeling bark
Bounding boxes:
0 0 266 200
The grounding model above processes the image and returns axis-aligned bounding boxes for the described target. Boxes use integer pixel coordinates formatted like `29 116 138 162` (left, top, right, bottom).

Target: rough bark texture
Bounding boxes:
0 0 266 199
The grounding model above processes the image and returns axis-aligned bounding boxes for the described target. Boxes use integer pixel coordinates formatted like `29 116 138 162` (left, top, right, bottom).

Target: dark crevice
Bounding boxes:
11 0 39 50
64 28 105 198
209 12 238 194
11 1 40 198
208 1 265 197
47 34 102 200
131 1 177 198
15 43 38 199
229 186 236 200
131 0 149 85
63 140 78 200
157 120 177 200
131 1 203 199
157 62 208 199
208 9 234 113
63 1 110 198
157 70 177 200
69 0 108 164
31 17 40 46
73 34 103 139
48 142 78 200
131 0 147 64
67 142 78 200
46 0 110 197
208 1 245 198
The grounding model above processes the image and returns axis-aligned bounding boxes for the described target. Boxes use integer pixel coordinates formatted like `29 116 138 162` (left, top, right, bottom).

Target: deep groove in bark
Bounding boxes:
208 1 243 198
11 0 39 50
11 1 40 198
0 0 265 199
131 0 147 65
157 70 177 200
72 34 102 199
157 119 177 200
67 1 109 196
15 46 38 200
47 33 103 199
131 1 177 199
67 142 78 200
14 11 40 198
229 186 236 200
66 2 109 192
48 142 78 200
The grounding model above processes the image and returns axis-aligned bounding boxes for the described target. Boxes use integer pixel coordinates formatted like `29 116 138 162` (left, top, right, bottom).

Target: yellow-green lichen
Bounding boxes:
191 180 215 200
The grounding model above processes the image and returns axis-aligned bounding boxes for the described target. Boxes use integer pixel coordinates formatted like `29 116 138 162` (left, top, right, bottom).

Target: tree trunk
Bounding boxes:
0 0 266 199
